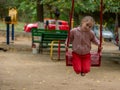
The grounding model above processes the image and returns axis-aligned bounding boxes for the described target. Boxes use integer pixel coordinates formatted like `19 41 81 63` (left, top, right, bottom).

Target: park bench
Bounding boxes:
31 28 68 54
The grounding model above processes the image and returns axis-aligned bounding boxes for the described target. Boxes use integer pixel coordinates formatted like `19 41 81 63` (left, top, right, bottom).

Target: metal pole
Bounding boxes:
98 0 103 66
118 28 120 50
67 0 74 50
66 0 74 66
11 24 14 41
99 0 103 51
6 23 10 45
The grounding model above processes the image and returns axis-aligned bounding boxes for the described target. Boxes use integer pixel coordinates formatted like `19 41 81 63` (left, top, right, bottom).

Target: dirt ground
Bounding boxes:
0 34 120 90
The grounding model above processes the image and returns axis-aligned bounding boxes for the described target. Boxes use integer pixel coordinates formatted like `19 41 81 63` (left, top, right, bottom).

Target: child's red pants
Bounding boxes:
72 52 91 74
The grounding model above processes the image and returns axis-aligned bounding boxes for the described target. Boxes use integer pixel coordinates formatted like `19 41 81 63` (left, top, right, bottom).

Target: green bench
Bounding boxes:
31 28 68 53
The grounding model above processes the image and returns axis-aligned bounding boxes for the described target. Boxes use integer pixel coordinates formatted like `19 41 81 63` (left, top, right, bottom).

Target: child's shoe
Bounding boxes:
81 72 85 76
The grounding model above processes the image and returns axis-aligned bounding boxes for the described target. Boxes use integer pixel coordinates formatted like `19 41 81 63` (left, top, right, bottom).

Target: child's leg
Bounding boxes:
72 52 81 74
81 54 91 73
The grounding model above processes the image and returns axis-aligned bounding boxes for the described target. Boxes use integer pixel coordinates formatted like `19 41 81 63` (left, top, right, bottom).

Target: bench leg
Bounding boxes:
38 43 43 53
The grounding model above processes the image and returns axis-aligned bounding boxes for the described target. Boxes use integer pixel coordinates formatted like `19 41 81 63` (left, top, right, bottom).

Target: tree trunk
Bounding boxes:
36 0 44 22
115 13 118 33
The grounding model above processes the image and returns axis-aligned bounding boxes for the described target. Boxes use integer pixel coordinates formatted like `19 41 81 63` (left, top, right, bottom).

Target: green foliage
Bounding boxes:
104 0 120 13
0 0 120 25
17 1 37 22
41 0 120 27
41 0 120 14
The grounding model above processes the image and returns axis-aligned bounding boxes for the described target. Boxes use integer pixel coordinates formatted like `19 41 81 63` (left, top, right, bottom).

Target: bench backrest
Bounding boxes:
32 28 68 42
42 32 67 42
32 28 68 34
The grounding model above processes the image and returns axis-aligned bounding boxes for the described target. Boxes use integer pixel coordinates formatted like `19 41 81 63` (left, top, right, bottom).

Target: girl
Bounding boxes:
65 16 101 76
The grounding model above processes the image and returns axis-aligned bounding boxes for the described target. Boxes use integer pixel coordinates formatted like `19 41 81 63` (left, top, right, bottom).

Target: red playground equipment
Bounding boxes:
66 0 103 66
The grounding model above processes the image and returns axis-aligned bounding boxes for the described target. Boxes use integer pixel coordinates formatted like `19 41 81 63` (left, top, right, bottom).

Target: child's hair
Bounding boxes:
80 16 95 26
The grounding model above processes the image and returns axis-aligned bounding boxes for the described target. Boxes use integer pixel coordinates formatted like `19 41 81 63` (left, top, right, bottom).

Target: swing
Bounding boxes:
66 50 101 66
66 0 103 66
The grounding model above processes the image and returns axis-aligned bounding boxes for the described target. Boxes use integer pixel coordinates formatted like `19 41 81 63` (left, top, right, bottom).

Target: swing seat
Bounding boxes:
66 51 101 66
66 51 73 66
91 52 101 66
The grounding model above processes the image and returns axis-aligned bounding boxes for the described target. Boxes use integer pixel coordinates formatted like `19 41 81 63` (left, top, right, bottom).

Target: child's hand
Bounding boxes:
98 45 103 51
65 44 68 49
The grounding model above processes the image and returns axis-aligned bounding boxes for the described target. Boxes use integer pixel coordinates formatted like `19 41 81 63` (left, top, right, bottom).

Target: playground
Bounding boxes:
0 31 120 90
0 0 120 89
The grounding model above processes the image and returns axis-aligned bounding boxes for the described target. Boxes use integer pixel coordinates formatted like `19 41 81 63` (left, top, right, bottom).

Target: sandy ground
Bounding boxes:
0 35 120 90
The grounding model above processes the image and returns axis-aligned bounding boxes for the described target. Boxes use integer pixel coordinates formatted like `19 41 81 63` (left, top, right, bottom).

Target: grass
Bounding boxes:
0 21 26 32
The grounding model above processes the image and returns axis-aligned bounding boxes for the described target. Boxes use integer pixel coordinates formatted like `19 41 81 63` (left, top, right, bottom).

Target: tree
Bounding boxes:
36 0 44 22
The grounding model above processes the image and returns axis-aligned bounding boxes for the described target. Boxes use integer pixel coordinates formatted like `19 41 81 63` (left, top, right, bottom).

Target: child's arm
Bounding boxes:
65 30 74 48
91 31 100 46
92 36 100 46
91 31 103 50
